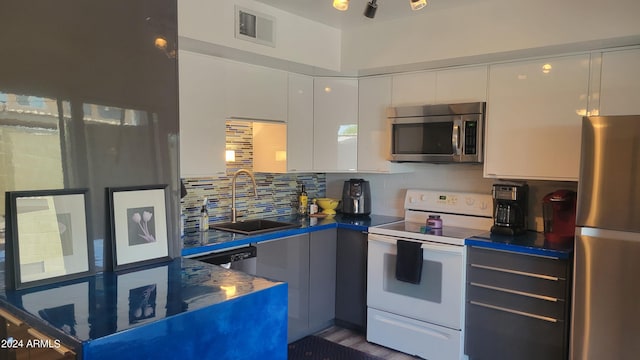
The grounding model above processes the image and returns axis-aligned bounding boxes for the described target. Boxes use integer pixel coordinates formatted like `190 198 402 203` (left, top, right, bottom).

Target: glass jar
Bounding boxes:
427 215 443 229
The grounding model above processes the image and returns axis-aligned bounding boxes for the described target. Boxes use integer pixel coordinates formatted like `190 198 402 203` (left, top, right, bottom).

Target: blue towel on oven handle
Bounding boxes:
395 239 423 284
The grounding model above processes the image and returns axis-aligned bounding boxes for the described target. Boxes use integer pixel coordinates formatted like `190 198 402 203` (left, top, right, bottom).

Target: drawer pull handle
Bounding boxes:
26 328 75 357
0 308 25 327
470 301 559 323
470 282 559 302
470 264 560 281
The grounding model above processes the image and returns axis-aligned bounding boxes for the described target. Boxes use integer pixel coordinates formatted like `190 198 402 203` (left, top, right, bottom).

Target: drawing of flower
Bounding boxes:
132 211 156 243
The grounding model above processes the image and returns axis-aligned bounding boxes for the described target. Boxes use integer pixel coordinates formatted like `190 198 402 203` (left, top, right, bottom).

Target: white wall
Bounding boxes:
326 164 493 217
342 0 640 73
178 0 342 72
327 167 577 232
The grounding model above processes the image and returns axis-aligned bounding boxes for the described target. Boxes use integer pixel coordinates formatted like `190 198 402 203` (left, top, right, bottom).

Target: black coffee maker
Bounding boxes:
490 183 528 236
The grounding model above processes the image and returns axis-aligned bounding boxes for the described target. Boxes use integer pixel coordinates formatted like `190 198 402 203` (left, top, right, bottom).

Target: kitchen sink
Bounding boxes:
210 219 299 235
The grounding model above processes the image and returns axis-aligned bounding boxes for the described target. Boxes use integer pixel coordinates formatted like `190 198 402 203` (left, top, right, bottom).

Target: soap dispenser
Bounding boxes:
199 197 209 231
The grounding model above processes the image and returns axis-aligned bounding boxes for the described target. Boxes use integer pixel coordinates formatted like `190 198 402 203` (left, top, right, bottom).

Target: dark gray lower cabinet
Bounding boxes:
256 229 336 343
309 228 337 334
465 246 572 360
335 228 368 331
256 233 309 342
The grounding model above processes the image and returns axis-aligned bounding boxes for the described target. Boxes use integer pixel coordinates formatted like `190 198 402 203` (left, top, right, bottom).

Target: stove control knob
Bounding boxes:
479 201 488 210
409 197 417 203
465 197 475 206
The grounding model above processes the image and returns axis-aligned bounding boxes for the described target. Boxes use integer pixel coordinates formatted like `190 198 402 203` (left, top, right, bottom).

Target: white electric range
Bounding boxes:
367 189 493 360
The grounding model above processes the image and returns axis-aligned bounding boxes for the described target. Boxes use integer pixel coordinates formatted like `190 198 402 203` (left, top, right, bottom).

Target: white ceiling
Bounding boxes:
253 0 441 29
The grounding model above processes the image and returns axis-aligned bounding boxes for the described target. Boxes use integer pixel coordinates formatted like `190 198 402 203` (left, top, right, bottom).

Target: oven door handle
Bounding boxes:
368 233 464 255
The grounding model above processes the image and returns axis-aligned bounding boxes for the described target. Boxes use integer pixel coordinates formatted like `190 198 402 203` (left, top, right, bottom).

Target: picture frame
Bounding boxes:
107 185 170 271
5 189 94 290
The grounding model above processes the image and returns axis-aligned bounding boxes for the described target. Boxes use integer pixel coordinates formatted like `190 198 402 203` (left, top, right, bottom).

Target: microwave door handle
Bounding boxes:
452 120 462 155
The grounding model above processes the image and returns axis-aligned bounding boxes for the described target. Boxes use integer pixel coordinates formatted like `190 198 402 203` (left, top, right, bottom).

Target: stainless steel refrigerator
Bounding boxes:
572 115 640 359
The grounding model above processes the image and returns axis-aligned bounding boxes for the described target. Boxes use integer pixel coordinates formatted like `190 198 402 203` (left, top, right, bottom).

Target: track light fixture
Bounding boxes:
333 0 426 18
364 0 378 18
333 0 349 11
410 0 427 11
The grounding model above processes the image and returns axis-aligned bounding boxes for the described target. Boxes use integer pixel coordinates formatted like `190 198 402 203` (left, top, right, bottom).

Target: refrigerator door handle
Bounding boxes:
577 226 640 242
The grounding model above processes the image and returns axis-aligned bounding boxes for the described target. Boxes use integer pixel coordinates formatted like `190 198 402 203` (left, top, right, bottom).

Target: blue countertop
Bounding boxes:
465 231 574 259
0 258 287 358
182 214 403 257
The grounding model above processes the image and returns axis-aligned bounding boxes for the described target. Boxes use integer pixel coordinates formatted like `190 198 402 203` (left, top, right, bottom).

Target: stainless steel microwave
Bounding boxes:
388 102 485 163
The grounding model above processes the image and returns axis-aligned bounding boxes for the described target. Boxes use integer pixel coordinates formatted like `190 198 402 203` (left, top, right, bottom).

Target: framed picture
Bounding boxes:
5 189 94 290
108 185 170 271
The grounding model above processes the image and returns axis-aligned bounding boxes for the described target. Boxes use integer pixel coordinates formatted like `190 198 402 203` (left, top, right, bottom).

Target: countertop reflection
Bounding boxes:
0 258 283 343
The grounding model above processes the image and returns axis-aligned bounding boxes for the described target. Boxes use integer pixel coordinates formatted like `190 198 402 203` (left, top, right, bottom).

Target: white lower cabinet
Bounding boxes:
484 54 591 181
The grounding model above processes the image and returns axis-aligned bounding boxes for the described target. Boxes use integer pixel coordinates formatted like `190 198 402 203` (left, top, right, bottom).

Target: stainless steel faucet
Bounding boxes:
231 169 258 223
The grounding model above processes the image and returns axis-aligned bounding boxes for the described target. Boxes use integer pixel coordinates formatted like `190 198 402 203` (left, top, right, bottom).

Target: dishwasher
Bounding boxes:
190 245 257 275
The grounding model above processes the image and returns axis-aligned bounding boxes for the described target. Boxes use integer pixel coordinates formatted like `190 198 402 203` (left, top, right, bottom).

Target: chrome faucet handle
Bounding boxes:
230 168 258 223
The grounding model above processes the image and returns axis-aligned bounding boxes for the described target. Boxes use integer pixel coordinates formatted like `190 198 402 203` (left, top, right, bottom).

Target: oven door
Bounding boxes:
367 233 465 330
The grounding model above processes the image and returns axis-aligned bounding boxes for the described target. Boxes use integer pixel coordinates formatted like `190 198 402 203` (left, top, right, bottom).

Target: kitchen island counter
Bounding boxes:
0 258 287 359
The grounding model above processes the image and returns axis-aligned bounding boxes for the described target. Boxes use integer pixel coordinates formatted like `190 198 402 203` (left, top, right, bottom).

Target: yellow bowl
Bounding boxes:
316 198 340 215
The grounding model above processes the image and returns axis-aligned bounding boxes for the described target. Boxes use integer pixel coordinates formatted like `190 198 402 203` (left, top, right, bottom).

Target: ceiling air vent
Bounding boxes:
235 6 276 47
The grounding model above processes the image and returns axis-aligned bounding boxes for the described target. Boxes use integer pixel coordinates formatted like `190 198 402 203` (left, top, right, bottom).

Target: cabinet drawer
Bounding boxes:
468 246 569 279
465 300 567 360
467 282 566 321
467 263 568 299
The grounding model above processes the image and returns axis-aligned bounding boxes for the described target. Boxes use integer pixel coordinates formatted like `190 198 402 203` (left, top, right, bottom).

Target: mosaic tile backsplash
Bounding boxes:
181 120 326 229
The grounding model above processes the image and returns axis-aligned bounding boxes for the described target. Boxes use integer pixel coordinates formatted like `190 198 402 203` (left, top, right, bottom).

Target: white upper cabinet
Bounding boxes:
484 54 591 181
179 50 227 177
391 66 487 106
287 73 314 172
435 66 488 103
224 60 288 121
313 77 359 172
391 71 436 106
599 48 640 116
358 76 411 173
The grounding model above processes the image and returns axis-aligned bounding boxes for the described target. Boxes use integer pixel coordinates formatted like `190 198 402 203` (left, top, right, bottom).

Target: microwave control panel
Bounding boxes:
464 121 478 155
